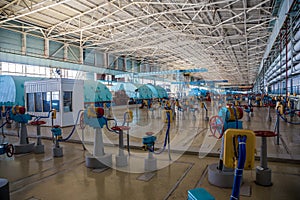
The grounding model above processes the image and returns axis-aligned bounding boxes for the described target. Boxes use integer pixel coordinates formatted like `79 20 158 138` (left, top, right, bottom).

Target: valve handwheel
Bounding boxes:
30 120 46 125
79 112 85 129
209 116 224 139
6 144 14 157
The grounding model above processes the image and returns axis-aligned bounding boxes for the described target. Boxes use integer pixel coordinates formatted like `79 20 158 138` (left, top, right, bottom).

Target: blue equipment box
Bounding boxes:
188 188 215 200
224 121 243 130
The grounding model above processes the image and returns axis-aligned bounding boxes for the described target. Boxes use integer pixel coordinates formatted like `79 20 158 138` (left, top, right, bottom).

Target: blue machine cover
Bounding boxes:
146 84 168 99
84 80 112 103
0 75 39 106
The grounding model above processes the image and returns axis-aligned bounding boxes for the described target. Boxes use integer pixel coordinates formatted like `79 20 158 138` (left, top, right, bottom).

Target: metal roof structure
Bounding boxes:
0 0 286 85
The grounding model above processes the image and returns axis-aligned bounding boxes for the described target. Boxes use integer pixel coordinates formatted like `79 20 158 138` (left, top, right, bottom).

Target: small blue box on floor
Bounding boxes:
188 188 215 200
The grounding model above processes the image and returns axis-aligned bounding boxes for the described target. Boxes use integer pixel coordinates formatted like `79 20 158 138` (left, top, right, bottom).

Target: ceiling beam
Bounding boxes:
0 0 71 25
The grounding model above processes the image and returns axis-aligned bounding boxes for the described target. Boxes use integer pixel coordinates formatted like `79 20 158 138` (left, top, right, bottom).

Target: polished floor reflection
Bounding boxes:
0 104 299 200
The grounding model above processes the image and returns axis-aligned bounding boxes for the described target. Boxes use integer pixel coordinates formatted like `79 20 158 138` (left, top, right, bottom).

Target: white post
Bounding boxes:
22 33 26 55
44 38 49 58
94 128 104 157
79 47 83 64
63 44 68 61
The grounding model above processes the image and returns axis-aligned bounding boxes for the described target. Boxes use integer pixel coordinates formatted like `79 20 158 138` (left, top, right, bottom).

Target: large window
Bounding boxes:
42 92 51 112
35 92 43 112
27 93 34 112
52 91 60 112
27 91 60 112
1 62 86 79
63 91 72 112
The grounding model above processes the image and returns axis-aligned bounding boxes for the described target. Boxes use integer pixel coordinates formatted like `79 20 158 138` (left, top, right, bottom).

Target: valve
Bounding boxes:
6 144 14 157
79 112 86 129
201 102 204 108
18 106 26 114
142 133 156 151
95 107 104 118
84 106 106 128
9 106 32 123
287 100 291 109
209 116 224 139
12 106 19 114
235 100 238 106
51 125 63 157
0 143 14 157
87 106 104 118
52 109 57 119
52 125 62 140
276 103 284 115
87 106 95 118
126 110 133 123
165 100 171 109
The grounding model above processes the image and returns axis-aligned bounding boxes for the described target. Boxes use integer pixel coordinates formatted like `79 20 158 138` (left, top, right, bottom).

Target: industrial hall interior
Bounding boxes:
0 0 300 200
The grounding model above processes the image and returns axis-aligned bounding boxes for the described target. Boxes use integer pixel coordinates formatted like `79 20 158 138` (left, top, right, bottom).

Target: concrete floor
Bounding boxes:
1 103 300 200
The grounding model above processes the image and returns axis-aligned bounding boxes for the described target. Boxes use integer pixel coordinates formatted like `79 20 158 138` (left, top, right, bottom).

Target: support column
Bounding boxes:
104 53 108 68
108 54 113 69
279 32 282 95
290 15 294 94
124 57 128 71
64 44 69 62
79 47 83 64
137 62 141 73
123 56 126 71
44 38 49 58
22 33 26 55
115 56 118 70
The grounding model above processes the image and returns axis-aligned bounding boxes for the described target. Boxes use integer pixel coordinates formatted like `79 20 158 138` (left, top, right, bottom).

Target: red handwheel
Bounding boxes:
209 116 224 139
79 112 86 129
6 144 14 157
